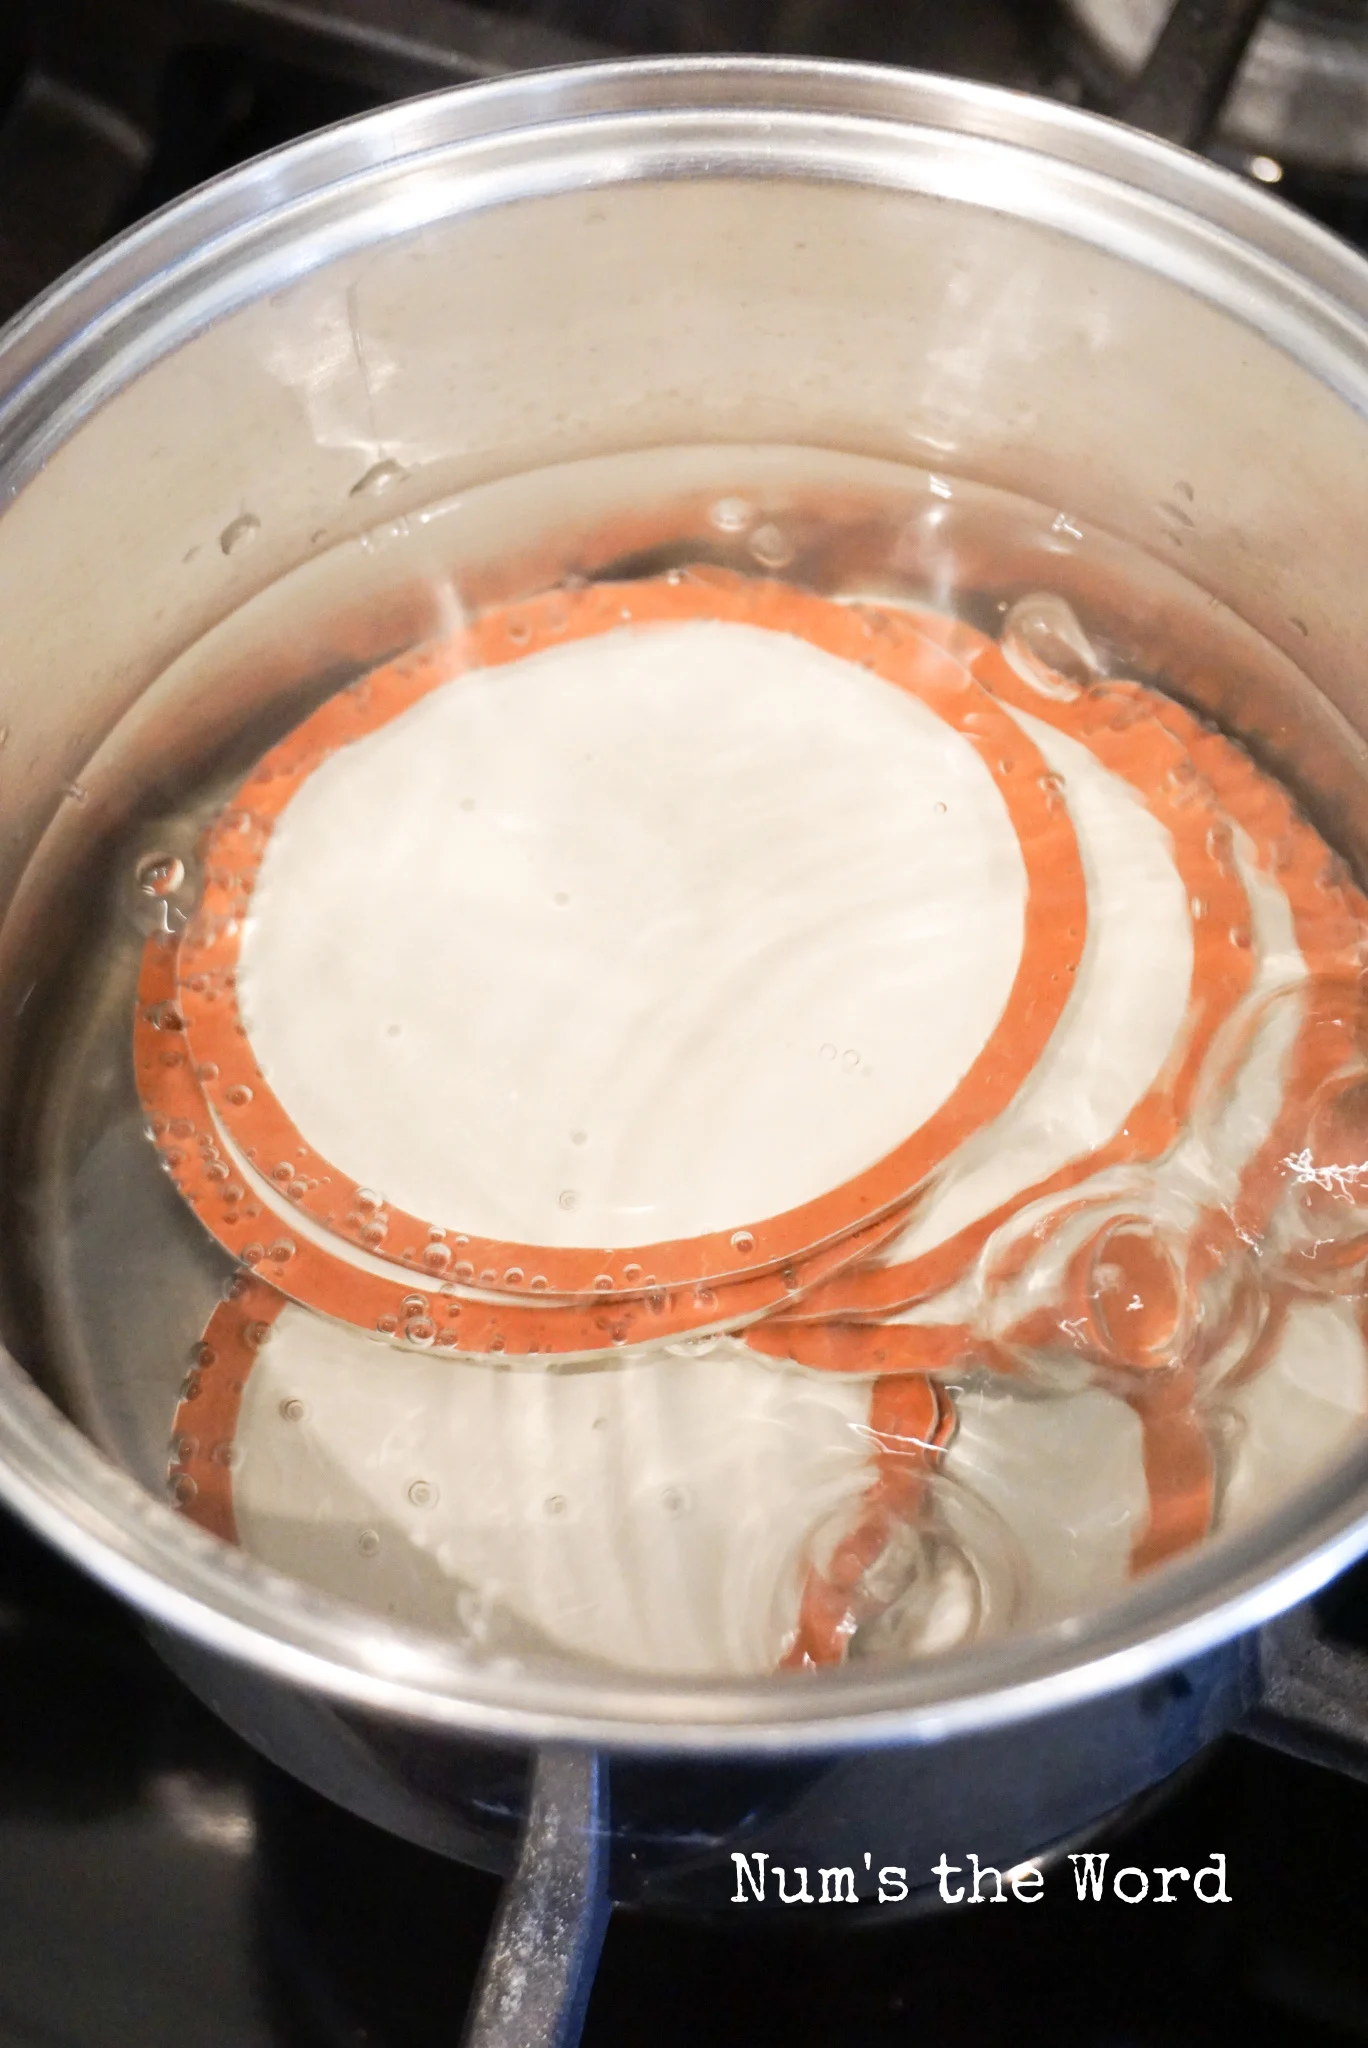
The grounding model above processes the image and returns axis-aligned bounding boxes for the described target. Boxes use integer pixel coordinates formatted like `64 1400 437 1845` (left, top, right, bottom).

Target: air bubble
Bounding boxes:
349 459 407 498
170 1473 198 1505
279 1398 305 1422
404 1319 436 1347
357 1528 381 1556
731 1230 755 1253
1086 1218 1187 1369
219 513 261 556
267 1240 295 1264
559 1189 578 1210
544 1494 568 1517
225 1084 253 1108
709 496 751 534
749 522 794 570
408 1479 437 1507
136 852 185 897
1001 593 1102 698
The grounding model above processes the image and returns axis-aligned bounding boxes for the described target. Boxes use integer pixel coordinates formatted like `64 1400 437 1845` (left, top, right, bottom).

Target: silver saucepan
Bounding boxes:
3 56 1368 2045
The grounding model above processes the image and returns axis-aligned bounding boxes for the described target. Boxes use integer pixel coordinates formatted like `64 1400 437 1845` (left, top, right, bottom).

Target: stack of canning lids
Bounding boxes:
138 568 1368 1676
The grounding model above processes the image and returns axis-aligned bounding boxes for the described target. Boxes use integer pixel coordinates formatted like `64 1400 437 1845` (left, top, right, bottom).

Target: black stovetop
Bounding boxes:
3 1500 1368 2048
7 2 1368 2041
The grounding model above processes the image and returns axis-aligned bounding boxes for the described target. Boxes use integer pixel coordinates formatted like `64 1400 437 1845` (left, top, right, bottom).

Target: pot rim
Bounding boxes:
5 52 1368 1754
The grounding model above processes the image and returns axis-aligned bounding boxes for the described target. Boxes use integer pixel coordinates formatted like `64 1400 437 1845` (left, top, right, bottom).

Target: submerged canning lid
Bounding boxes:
143 573 1087 1355
141 571 1368 1684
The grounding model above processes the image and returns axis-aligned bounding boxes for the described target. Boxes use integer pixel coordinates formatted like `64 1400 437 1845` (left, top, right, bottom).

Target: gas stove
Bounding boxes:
4 1485 1368 2048
6 3 1368 2043
9 0 1368 330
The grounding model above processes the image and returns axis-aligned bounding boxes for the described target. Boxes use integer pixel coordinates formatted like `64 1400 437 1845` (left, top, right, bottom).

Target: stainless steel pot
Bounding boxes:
6 53 1368 2043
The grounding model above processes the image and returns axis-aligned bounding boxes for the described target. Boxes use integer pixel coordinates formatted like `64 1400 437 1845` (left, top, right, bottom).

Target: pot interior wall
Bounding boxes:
2 169 1368 961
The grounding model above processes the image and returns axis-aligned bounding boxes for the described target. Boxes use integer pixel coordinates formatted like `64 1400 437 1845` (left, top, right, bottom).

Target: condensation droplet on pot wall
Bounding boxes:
219 514 261 556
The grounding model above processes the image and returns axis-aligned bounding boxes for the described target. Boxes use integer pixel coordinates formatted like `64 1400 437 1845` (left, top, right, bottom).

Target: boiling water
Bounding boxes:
11 443 1368 1681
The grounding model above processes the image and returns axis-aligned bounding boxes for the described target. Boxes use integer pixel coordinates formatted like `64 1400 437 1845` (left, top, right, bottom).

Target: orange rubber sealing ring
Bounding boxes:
774 608 1255 1325
167 1272 284 1546
749 624 1368 1582
754 1315 1217 1586
1096 676 1368 1571
782 1374 958 1670
166 1276 957 1677
136 927 917 1355
172 571 1088 1301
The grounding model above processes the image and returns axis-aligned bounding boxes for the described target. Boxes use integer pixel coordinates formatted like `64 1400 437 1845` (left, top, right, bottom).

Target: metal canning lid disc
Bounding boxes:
166 571 1087 1319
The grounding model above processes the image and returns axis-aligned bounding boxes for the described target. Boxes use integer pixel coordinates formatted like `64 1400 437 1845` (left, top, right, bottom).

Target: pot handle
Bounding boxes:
461 1745 612 2048
1244 1606 1368 1784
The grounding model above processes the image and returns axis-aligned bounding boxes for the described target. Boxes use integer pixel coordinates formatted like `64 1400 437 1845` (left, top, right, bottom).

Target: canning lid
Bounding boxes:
141 571 1087 1354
